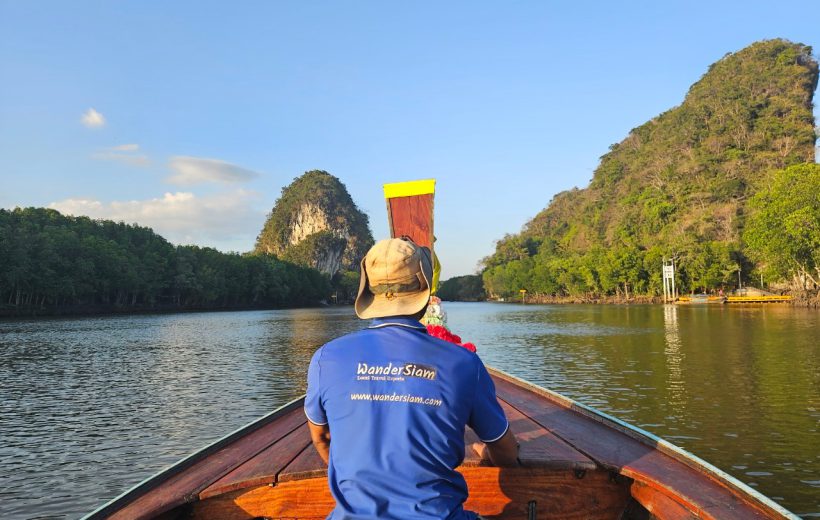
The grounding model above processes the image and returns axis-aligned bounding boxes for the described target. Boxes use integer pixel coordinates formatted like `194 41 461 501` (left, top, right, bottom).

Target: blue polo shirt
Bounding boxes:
304 317 508 520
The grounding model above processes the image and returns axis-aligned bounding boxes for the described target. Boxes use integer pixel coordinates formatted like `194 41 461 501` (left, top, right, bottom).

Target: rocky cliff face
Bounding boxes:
255 171 373 276
288 203 333 246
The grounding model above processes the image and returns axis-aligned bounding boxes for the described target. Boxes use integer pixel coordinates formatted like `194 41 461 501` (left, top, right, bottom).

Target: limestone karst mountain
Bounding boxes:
482 39 818 298
255 170 373 276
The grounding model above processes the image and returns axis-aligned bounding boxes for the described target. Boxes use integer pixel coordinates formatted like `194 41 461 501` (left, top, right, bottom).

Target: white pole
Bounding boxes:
662 259 668 303
671 259 677 300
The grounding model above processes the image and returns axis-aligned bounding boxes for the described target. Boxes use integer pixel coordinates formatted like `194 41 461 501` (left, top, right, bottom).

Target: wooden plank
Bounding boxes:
387 194 434 248
108 407 307 520
191 479 332 520
461 467 630 519
280 402 595 483
277 439 327 482
193 468 630 520
501 400 596 471
631 481 698 520
491 375 773 520
463 403 595 471
199 422 312 499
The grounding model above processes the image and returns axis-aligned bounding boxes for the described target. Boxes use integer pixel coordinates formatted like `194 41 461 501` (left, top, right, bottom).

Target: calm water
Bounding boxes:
1 303 818 519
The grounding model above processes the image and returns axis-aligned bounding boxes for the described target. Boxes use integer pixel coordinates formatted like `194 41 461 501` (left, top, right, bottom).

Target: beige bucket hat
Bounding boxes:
355 237 433 319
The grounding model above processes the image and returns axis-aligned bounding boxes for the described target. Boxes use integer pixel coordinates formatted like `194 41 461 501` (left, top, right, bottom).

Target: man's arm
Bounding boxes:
308 421 331 465
471 428 520 467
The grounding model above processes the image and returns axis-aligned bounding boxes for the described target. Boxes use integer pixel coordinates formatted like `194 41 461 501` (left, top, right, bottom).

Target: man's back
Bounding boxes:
305 317 508 520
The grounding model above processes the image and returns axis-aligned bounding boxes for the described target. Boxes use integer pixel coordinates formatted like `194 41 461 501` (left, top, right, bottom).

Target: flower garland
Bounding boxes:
425 324 477 353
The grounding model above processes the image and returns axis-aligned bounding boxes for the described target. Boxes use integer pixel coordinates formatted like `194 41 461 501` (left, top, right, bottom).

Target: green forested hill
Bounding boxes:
483 39 819 299
0 207 330 314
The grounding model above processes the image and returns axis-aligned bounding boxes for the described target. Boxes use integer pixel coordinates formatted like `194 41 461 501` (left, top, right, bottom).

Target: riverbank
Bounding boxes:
0 301 328 319
512 294 662 305
465 291 819 307
791 292 820 308
461 294 665 305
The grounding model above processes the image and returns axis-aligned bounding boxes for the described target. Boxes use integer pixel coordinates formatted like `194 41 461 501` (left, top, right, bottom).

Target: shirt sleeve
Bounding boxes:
304 348 327 425
468 359 509 442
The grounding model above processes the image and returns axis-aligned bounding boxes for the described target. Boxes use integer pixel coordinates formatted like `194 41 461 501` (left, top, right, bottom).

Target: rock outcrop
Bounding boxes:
255 171 373 276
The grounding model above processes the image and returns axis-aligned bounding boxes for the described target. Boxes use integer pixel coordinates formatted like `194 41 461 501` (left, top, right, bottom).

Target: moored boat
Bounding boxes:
676 294 727 304
83 367 798 519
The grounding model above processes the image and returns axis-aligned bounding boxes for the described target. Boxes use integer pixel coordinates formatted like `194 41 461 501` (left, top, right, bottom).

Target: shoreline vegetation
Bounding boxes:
434 275 820 307
0 207 332 318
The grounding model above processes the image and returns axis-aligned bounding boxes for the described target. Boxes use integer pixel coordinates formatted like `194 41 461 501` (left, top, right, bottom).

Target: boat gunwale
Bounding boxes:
83 369 799 520
80 396 305 520
488 367 800 520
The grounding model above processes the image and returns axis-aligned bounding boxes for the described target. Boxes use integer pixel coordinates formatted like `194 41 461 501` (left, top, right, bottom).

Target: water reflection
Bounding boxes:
1 304 818 518
663 304 686 414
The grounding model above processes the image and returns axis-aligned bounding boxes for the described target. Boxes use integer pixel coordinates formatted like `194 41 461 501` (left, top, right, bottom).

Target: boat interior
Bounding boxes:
97 370 779 520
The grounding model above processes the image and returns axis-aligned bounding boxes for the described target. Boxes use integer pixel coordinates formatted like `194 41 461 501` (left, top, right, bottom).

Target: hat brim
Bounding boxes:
355 249 433 319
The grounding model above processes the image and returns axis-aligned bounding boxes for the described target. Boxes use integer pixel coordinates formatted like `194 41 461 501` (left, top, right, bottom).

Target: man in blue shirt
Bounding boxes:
305 237 519 519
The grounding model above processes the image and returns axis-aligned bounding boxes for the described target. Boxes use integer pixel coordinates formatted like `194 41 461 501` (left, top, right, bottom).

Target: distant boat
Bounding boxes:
676 293 727 304
83 368 798 519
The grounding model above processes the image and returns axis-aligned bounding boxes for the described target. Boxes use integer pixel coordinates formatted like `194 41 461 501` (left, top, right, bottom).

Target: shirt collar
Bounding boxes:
368 316 428 331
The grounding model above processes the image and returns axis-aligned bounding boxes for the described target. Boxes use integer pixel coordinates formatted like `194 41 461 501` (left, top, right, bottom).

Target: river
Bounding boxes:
1 303 818 518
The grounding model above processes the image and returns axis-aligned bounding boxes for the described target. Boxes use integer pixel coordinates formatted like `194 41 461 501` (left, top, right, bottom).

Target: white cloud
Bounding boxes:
91 152 151 166
81 108 106 128
167 156 260 185
110 144 139 151
48 189 263 248
91 144 149 166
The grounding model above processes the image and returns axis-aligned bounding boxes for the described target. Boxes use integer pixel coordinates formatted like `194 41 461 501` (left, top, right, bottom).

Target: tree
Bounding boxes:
744 163 820 290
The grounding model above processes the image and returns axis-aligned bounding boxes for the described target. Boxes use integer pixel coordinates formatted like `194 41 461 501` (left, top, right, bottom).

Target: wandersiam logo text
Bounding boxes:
356 362 437 380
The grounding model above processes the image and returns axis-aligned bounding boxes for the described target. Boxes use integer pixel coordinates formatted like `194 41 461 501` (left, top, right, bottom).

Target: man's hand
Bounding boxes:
471 428 520 467
307 421 331 465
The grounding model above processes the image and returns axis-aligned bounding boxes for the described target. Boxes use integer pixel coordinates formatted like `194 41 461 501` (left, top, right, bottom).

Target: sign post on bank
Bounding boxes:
662 259 677 303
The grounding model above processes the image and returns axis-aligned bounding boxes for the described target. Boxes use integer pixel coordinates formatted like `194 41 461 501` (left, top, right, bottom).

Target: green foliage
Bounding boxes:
481 39 818 299
255 170 373 274
744 163 820 287
0 207 330 312
437 275 486 301
331 269 362 303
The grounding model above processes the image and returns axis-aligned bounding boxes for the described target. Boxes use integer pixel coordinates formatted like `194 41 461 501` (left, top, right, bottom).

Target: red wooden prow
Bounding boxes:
383 179 435 251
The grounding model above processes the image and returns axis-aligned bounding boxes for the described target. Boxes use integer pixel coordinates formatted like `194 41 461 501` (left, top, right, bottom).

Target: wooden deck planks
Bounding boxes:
500 400 596 471
462 402 595 471
107 406 307 520
491 374 772 519
199 422 312 499
277 439 327 482
199 379 596 496
193 468 631 520
105 370 785 519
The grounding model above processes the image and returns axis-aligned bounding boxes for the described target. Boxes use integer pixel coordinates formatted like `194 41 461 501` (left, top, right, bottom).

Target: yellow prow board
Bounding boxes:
383 179 436 199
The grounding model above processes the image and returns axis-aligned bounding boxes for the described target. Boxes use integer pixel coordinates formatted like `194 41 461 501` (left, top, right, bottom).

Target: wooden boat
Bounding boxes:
83 367 798 519
84 180 798 519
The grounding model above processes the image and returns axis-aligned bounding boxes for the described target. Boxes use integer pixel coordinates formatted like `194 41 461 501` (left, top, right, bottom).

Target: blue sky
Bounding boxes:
1 1 818 278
